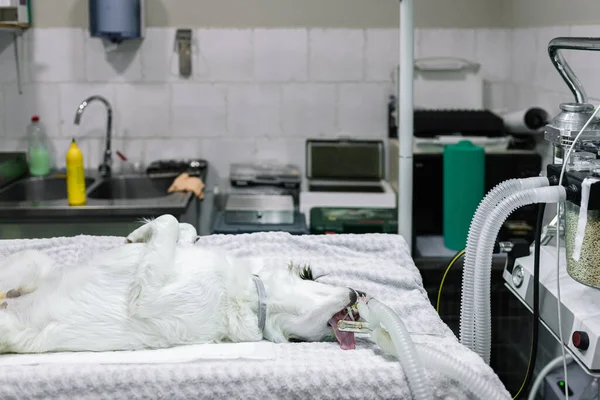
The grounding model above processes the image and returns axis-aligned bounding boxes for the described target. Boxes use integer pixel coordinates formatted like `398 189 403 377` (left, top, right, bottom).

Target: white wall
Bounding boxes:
0 27 509 182
507 0 600 28
31 0 509 29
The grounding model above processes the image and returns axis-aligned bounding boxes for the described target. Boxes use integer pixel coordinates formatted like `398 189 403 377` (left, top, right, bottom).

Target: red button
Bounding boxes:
572 331 590 350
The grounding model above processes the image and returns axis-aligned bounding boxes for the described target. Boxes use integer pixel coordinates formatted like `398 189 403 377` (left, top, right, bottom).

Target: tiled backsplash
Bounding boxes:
0 27 513 181
505 25 600 114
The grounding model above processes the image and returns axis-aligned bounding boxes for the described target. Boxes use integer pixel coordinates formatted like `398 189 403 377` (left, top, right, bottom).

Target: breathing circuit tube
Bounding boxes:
460 176 549 351
472 185 567 364
365 299 432 400
527 354 573 400
370 318 510 400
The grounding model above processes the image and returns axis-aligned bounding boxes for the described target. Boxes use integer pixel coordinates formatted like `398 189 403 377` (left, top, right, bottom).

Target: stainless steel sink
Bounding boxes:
0 176 95 202
87 176 175 200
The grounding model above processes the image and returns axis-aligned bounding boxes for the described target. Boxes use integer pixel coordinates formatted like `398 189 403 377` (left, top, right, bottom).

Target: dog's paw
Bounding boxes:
126 224 152 244
178 223 198 245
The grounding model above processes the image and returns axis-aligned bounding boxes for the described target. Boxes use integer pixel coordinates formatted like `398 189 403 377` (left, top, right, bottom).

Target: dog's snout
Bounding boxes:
355 290 366 298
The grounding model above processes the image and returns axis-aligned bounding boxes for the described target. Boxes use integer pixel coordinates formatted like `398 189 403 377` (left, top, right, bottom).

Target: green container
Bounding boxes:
443 141 485 251
310 207 398 234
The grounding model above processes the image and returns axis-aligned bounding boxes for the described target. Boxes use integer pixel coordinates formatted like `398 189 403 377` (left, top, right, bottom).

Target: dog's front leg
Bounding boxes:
177 223 197 245
126 218 197 245
128 214 180 314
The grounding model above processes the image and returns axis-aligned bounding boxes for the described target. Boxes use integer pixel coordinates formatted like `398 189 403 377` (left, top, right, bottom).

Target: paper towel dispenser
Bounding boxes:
89 0 145 44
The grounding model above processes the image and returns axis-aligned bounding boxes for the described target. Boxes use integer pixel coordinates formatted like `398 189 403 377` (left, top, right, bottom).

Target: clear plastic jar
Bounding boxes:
565 201 600 288
569 151 596 172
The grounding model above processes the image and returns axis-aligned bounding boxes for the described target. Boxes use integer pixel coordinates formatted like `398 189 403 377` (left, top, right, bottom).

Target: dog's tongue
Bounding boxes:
328 310 356 350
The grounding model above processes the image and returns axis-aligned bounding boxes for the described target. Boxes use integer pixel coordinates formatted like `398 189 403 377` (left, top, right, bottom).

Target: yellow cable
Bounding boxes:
435 247 534 399
512 341 535 399
436 249 465 313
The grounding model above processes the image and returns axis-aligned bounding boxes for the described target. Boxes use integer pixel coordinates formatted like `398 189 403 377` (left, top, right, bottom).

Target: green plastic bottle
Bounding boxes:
443 141 485 251
27 115 53 177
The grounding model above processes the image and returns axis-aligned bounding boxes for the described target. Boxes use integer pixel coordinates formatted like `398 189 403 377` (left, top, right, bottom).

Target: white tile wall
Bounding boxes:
28 28 85 83
171 83 227 137
281 83 336 137
475 29 511 82
196 29 253 82
0 27 519 182
4 83 60 138
532 26 571 92
309 29 364 82
338 83 390 137
254 29 307 82
417 29 477 60
365 29 398 82
509 28 537 86
85 35 144 83
227 84 281 137
116 83 170 138
0 33 29 85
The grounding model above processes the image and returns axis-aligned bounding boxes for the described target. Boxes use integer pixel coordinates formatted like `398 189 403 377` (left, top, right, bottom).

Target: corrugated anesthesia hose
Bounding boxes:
417 346 510 400
371 326 510 400
460 176 549 351
472 185 566 364
365 299 432 400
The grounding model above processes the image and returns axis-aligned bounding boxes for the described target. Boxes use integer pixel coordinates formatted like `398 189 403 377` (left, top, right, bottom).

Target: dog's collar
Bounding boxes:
252 275 267 336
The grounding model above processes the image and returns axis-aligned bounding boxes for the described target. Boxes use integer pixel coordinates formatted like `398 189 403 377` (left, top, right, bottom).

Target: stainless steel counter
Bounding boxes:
0 172 192 219
0 171 199 239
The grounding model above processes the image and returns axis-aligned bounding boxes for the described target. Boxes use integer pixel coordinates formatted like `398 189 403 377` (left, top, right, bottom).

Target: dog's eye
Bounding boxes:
298 265 314 281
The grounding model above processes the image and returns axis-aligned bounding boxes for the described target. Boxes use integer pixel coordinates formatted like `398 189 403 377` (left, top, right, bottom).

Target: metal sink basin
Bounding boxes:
0 176 95 202
87 176 175 200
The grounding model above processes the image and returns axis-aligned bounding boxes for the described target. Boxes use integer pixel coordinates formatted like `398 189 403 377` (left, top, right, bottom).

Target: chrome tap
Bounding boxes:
548 37 600 105
544 38 600 153
74 95 113 178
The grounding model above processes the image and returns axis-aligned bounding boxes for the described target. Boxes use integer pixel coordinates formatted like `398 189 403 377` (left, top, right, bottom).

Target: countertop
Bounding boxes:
0 171 194 219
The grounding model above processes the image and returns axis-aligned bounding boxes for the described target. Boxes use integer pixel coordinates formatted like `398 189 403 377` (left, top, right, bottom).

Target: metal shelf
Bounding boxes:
0 22 30 94
0 22 30 35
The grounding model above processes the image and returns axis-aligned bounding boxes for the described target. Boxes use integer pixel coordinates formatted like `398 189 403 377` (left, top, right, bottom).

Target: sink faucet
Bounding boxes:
73 95 113 178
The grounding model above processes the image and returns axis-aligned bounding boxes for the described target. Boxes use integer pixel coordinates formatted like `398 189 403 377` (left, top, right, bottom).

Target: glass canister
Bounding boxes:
565 200 600 288
568 151 596 172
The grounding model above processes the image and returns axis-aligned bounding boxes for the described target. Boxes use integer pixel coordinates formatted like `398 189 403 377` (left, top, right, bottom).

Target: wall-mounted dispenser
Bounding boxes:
89 0 145 44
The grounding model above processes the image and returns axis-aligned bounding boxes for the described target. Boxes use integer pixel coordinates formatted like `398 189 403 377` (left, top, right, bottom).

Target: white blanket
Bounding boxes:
0 233 510 399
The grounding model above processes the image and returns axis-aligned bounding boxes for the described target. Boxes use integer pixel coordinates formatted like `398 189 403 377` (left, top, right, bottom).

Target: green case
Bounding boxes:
310 207 398 234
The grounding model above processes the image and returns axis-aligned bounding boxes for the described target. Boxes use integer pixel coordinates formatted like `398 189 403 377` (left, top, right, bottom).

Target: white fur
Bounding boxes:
0 214 355 354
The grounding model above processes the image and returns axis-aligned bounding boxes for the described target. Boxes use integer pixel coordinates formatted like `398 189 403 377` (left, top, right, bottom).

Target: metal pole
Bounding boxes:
398 0 414 252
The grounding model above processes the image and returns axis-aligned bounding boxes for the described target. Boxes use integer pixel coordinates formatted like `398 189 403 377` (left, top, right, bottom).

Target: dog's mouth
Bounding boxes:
328 304 361 350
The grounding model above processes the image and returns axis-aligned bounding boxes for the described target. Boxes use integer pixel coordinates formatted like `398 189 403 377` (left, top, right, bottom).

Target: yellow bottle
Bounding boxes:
66 138 86 206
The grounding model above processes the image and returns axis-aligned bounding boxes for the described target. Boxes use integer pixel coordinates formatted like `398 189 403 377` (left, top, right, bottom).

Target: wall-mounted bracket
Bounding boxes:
176 29 192 78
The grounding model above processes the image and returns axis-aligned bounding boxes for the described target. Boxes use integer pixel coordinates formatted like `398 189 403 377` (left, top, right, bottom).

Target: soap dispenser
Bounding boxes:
26 115 54 177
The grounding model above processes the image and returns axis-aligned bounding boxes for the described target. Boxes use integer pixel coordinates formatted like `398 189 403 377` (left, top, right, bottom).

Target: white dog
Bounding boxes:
0 214 363 354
